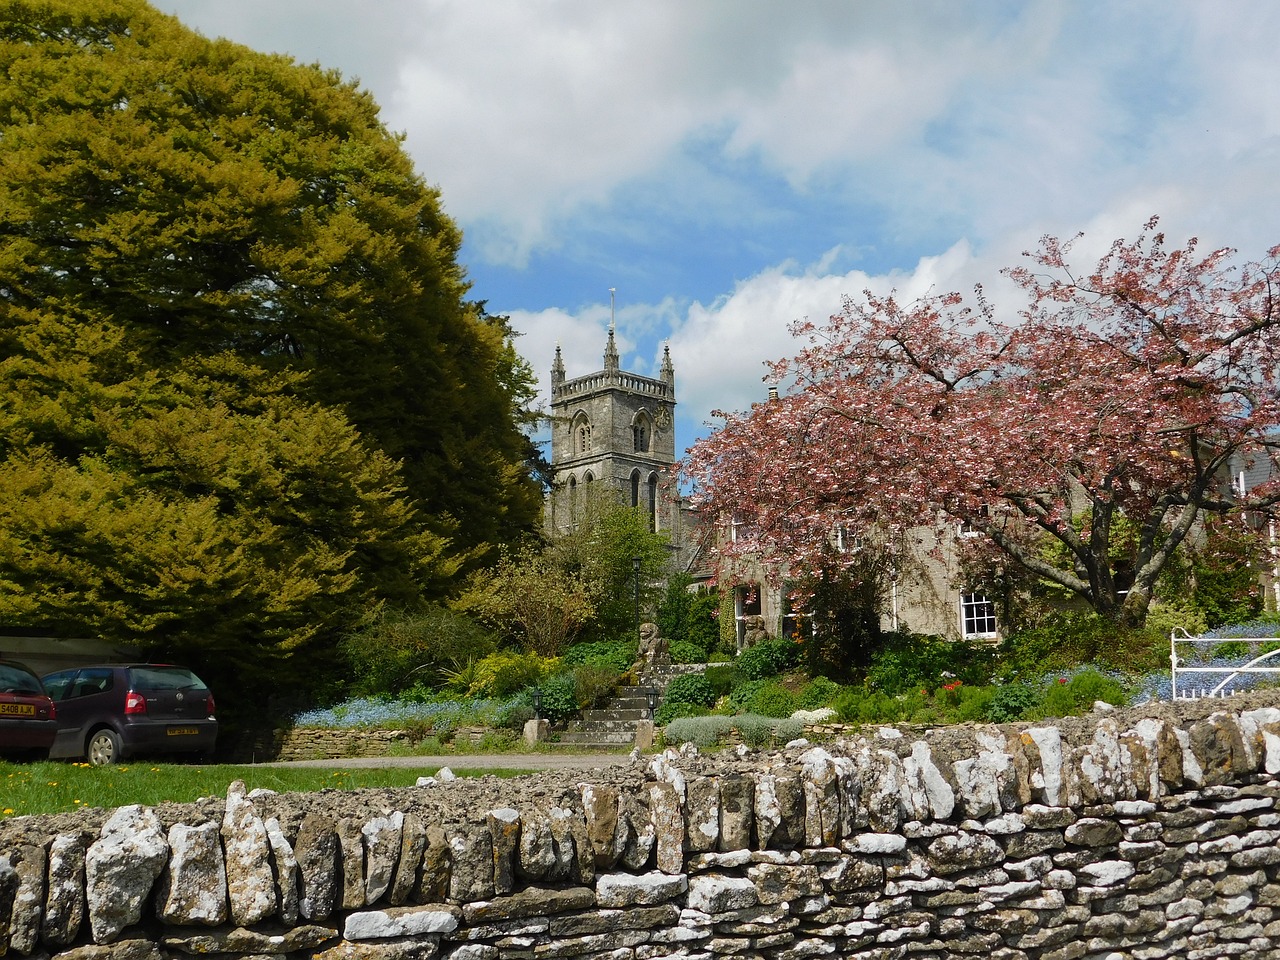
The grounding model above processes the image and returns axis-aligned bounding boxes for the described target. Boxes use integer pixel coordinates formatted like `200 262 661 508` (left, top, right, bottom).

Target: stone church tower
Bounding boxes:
545 327 678 535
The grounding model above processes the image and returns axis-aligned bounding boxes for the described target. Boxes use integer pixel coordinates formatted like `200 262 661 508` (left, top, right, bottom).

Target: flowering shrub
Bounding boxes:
293 696 507 731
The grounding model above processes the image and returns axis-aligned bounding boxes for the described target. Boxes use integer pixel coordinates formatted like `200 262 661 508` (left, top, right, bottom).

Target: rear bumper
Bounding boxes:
0 718 58 751
119 718 219 756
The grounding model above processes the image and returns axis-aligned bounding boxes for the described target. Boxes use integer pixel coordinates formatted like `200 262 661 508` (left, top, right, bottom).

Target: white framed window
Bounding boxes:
960 592 997 639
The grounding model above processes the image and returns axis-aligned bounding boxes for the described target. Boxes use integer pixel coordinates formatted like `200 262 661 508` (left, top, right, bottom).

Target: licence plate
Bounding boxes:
0 703 35 717
167 726 199 736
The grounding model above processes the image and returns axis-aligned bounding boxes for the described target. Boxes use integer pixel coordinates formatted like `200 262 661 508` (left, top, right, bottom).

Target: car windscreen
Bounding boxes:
129 666 207 691
0 664 44 695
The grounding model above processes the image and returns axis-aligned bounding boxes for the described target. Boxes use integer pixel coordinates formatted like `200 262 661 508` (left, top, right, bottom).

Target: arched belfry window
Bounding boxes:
568 476 578 522
632 412 652 453
572 414 592 455
630 469 641 508
647 472 659 530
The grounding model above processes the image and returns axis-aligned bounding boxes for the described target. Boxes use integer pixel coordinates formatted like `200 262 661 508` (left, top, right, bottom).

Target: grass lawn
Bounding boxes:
0 760 526 819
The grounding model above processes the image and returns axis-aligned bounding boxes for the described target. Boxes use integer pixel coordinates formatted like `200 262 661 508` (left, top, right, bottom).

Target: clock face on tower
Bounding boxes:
656 405 673 432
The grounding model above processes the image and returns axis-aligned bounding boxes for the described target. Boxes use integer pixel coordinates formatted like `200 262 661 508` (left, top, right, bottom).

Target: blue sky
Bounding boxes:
160 1 1280 458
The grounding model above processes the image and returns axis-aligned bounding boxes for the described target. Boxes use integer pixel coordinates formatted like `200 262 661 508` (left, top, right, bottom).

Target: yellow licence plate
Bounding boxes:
168 726 199 736
0 703 36 717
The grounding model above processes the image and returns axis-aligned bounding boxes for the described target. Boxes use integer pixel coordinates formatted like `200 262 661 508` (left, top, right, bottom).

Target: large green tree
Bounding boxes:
0 0 544 711
0 0 542 561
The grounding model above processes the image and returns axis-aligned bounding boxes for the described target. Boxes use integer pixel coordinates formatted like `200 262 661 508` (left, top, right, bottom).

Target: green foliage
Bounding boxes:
1187 517 1265 628
549 499 672 645
534 673 579 725
662 715 732 749
464 548 595 657
797 676 843 709
1034 669 1126 718
999 613 1164 678
656 572 695 643
654 699 709 726
833 686 906 724
733 714 777 748
493 703 536 731
342 606 496 695
736 638 800 680
985 683 1040 723
0 0 547 722
703 664 745 699
562 641 636 672
738 681 796 718
467 651 559 699
573 664 620 710
863 632 995 695
661 672 716 710
1211 641 1252 661
682 589 722 655
668 639 707 664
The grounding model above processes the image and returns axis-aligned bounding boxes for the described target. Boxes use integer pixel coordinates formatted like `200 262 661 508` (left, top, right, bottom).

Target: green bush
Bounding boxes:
999 614 1163 677
662 672 716 709
1036 669 1126 718
797 676 843 709
655 699 711 726
1210 640 1251 661
494 703 536 730
865 632 996 695
985 683 1040 723
663 715 732 749
733 714 776 748
740 681 795 718
669 639 708 664
737 638 800 680
703 664 745 699
535 673 579 724
562 641 636 672
573 664 621 709
833 686 905 724
468 651 559 698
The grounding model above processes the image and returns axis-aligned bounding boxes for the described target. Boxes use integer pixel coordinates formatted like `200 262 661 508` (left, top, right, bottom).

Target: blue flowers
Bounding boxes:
294 696 511 730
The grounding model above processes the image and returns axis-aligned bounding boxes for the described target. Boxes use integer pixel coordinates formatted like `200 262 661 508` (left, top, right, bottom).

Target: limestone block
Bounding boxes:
864 751 906 834
925 831 1005 876
901 741 955 822
1078 859 1136 886
685 776 721 853
345 905 461 940
686 873 759 914
364 812 404 905
389 813 427 906
580 783 627 870
514 809 555 882
85 805 170 943
447 824 495 902
799 748 840 847
295 812 340 920
649 782 685 875
1238 706 1280 773
1064 818 1123 847
718 774 754 852
486 808 519 895
157 821 228 926
4 843 44 954
333 817 370 911
462 886 594 924
42 832 89 947
161 922 339 954
222 781 278 925
1173 726 1204 787
595 870 687 907
619 793 656 871
419 825 452 903
1024 726 1072 806
548 805 593 885
265 816 301 925
748 862 823 905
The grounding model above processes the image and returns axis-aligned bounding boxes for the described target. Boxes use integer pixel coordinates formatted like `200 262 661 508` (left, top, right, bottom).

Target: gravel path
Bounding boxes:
254 751 635 771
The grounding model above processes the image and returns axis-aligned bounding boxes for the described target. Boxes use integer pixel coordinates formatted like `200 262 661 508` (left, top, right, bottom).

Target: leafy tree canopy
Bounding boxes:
0 0 542 561
0 0 543 708
686 220 1280 628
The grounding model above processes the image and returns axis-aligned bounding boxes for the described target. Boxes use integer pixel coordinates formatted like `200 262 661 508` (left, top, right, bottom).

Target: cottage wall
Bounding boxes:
6 692 1280 960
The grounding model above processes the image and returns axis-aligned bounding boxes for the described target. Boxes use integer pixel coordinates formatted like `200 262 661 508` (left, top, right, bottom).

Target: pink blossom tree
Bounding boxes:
684 220 1280 627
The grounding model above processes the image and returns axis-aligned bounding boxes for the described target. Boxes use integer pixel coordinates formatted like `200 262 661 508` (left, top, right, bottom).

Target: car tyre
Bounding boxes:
87 728 122 766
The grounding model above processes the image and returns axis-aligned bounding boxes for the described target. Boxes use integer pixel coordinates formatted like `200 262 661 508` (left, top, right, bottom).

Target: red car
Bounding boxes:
0 659 58 760
41 663 217 765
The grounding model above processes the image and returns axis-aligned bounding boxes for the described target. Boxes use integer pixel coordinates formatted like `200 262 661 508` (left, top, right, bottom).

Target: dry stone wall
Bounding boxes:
6 693 1280 960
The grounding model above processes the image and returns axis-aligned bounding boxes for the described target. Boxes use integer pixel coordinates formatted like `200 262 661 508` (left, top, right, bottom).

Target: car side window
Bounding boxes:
71 668 114 698
41 670 76 701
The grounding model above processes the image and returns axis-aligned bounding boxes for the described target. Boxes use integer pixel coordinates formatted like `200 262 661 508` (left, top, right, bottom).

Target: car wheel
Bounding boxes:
87 728 122 766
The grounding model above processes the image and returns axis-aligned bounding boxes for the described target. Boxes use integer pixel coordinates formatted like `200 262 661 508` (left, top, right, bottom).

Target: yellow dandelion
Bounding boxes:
2 808 13 815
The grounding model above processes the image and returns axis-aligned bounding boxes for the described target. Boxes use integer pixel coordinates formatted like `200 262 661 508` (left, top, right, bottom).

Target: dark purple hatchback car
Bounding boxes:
41 663 217 765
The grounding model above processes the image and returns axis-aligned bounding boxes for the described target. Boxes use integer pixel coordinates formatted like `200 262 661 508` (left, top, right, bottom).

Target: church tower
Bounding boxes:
546 328 677 534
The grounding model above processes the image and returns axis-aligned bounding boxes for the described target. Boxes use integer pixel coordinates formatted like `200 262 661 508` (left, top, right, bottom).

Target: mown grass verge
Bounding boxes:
0 761 525 819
